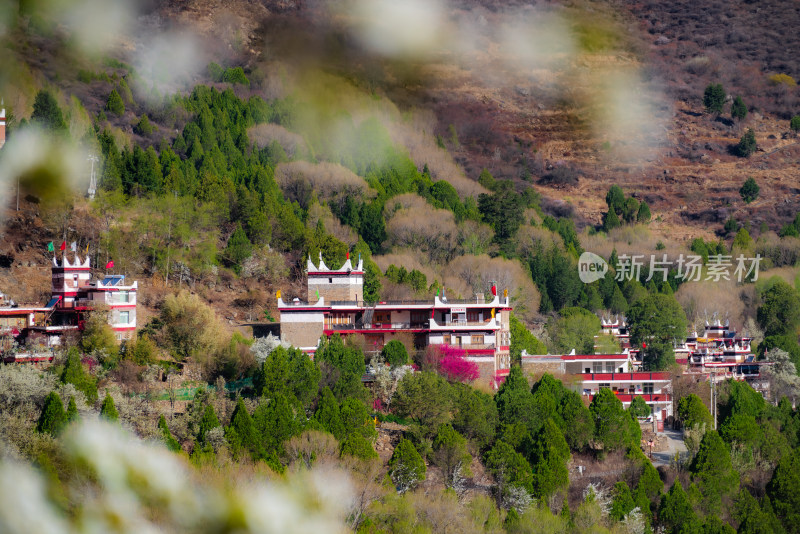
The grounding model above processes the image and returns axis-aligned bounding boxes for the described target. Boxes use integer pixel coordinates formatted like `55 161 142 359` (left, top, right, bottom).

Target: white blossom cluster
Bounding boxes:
0 421 353 534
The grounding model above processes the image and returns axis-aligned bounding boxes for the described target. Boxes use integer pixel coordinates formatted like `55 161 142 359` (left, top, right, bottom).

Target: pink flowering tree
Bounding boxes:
436 344 480 383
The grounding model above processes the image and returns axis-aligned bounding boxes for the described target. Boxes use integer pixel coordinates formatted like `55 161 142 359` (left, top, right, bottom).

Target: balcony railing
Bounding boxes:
326 322 428 330
586 392 671 403
580 372 671 381
442 320 494 327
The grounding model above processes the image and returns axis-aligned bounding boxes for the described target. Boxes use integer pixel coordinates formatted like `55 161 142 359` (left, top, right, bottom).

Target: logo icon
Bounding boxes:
578 252 608 283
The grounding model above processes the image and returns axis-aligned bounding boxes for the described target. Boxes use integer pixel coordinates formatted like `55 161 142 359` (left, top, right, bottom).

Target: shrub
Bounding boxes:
437 345 480 383
106 89 125 116
739 177 759 203
134 114 156 136
100 393 119 421
222 67 249 86
735 129 757 158
703 83 725 114
381 340 409 367
37 391 66 436
207 62 224 82
791 116 800 132
768 73 797 87
731 96 747 121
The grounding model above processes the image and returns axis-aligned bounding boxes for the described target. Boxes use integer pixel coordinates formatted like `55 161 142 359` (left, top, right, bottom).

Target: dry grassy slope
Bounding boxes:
150 0 800 240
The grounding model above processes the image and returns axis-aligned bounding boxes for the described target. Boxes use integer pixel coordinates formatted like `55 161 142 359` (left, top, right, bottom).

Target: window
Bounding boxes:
643 383 654 395
119 311 130 324
605 362 616 373
471 335 484 345
467 311 481 323
328 278 332 283
599 383 611 390
592 362 603 373
443 334 451 345
117 291 129 303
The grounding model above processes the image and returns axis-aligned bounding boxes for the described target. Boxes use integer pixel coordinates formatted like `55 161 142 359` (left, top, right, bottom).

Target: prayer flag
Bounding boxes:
47 242 54 252
105 260 114 269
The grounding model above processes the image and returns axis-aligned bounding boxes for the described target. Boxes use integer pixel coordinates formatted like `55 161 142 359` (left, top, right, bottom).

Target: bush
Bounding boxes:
703 83 725 114
739 177 759 203
106 89 125 116
791 116 800 132
134 114 156 136
735 128 757 158
731 96 747 121
222 67 249 86
207 62 224 82
768 73 797 86
381 340 408 367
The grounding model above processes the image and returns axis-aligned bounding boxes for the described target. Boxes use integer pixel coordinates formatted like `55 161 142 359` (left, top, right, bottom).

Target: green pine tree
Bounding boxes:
389 439 427 493
703 83 726 115
731 96 747 121
99 393 119 422
37 391 66 436
736 128 757 158
65 396 79 423
225 224 252 275
60 350 98 403
106 88 125 116
159 414 182 452
31 89 67 131
314 388 345 440
198 404 221 443
226 398 263 459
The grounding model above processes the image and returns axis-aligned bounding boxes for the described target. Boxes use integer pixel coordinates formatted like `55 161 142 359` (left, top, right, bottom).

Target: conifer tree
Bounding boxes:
432 423 472 489
226 398 262 459
225 224 252 275
485 439 534 505
198 404 220 442
106 88 125 116
528 419 570 499
610 481 636 521
637 201 651 222
389 439 427 493
100 393 119 422
61 350 98 403
603 207 621 232
65 396 79 423
37 391 66 436
339 432 377 460
31 89 67 131
314 388 345 440
253 393 302 455
731 96 747 121
159 414 182 452
659 480 698 534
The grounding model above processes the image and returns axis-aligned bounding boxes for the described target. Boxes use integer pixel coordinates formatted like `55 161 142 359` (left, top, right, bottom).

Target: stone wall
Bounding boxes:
281 321 323 348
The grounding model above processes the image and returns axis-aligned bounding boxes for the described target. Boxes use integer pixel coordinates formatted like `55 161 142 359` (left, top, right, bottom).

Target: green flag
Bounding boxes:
316 289 320 299
435 288 439 296
47 242 54 252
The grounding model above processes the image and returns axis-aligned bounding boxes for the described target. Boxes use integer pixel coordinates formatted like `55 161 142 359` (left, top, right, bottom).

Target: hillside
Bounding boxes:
3 2 800 534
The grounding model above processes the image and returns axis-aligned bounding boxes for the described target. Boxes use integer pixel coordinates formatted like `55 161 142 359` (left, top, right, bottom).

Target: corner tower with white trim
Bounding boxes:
307 251 364 303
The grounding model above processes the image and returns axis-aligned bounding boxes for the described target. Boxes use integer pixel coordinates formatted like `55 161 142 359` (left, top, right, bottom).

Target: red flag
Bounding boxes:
642 342 647 349
346 252 350 260
105 260 114 269
59 241 66 251
491 285 497 296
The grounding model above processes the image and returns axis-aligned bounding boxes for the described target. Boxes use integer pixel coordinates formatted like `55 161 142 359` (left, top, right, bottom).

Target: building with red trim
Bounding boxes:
279 254 513 386
0 254 137 362
522 351 673 420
